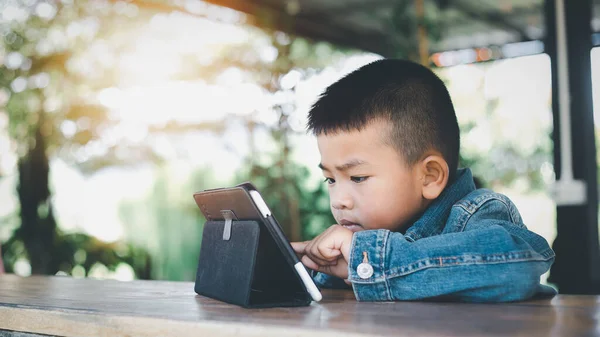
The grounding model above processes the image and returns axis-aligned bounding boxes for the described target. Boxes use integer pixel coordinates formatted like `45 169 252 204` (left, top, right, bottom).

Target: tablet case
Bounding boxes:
194 219 313 308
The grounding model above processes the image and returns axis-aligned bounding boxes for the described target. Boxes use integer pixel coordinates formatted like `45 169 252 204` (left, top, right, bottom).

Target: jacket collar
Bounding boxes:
404 168 476 241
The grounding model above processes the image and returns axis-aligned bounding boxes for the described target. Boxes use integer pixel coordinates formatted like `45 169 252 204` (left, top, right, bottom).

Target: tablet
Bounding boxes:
193 182 322 302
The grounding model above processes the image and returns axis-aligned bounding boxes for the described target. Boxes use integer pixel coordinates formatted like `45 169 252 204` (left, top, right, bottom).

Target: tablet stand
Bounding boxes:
194 220 313 308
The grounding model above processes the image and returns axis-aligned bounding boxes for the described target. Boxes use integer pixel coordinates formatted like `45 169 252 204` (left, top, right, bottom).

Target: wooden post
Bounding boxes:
415 0 429 66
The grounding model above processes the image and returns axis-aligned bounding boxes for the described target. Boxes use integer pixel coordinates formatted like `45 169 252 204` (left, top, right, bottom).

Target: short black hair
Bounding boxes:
307 59 460 181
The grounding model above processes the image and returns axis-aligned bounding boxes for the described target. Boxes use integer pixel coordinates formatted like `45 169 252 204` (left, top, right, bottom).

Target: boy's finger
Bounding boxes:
301 252 339 269
305 252 334 266
304 236 340 265
290 241 310 254
301 255 321 270
306 245 339 265
317 245 342 261
302 256 344 278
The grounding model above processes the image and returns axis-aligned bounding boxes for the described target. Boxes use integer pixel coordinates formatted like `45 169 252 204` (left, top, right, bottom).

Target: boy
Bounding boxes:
291 59 556 302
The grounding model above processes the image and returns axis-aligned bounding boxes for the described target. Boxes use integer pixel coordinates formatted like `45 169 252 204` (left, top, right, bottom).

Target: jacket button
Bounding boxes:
357 262 374 279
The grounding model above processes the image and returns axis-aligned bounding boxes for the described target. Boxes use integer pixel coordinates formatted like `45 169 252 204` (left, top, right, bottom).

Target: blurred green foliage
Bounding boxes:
0 0 162 277
116 30 343 280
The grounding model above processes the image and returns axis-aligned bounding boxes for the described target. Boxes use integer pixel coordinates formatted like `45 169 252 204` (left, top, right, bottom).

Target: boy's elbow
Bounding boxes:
497 275 540 302
469 261 551 302
459 276 539 303
510 259 555 301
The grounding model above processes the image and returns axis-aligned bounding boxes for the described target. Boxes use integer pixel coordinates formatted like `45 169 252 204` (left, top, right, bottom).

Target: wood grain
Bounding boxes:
0 275 598 336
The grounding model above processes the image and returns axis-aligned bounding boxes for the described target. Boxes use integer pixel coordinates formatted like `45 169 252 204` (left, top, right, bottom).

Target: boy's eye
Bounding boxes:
351 176 368 183
324 177 335 184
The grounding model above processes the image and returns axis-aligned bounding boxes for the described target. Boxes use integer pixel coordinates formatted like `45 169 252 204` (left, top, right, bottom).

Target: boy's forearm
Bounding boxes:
351 256 554 302
346 227 555 302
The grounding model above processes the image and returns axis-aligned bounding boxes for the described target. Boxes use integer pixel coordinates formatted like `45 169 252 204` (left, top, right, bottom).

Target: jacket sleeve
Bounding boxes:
312 270 352 290
347 199 556 302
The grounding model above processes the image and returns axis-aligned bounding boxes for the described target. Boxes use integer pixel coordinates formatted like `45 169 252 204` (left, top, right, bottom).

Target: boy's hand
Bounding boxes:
291 225 353 280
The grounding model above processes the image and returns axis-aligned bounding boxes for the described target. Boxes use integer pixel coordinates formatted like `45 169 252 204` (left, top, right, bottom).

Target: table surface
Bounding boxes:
0 275 598 337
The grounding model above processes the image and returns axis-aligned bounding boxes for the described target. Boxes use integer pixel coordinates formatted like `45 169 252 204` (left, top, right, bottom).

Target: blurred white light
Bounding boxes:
0 151 17 175
44 96 61 112
72 265 86 278
289 113 305 132
36 2 57 20
47 27 68 50
76 117 91 130
275 31 291 46
5 52 24 69
97 87 122 108
33 73 50 88
463 123 493 153
10 77 27 93
460 49 477 64
216 67 243 85
79 18 101 41
36 40 53 55
0 110 7 128
14 258 32 277
60 120 77 138
26 96 41 112
117 48 181 83
28 76 38 89
255 107 279 127
2 6 30 22
88 263 109 279
0 88 10 107
125 4 138 18
184 0 208 15
541 162 555 184
114 1 129 15
66 21 82 39
440 49 477 66
502 41 544 58
20 58 32 71
85 140 108 158
113 263 135 281
438 52 451 67
260 45 278 63
280 69 302 90
123 123 148 143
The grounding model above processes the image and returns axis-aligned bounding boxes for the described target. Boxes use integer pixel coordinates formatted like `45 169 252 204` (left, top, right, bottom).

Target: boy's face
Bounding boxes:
317 119 428 233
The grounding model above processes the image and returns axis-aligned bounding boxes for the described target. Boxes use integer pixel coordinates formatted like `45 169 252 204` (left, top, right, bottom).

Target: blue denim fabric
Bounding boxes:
313 168 556 302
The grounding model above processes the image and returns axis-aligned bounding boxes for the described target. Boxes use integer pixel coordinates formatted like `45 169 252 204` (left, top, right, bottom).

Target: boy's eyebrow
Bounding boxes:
318 159 367 172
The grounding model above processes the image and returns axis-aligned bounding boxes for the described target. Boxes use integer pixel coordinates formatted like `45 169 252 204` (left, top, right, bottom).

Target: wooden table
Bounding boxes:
0 275 598 337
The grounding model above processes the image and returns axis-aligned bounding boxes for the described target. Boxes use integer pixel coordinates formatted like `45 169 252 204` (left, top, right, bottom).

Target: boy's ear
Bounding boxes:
419 155 449 200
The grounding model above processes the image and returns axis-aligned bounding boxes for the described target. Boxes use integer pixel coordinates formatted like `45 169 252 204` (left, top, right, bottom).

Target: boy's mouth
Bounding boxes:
339 219 364 232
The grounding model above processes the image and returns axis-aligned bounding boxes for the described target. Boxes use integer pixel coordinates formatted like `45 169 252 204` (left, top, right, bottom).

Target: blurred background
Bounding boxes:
0 0 598 291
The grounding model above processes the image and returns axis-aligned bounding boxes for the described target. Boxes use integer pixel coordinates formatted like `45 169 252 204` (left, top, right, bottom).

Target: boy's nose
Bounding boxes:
331 192 353 210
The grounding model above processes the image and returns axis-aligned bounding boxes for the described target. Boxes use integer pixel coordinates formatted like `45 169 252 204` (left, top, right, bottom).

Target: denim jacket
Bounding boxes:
313 168 556 302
